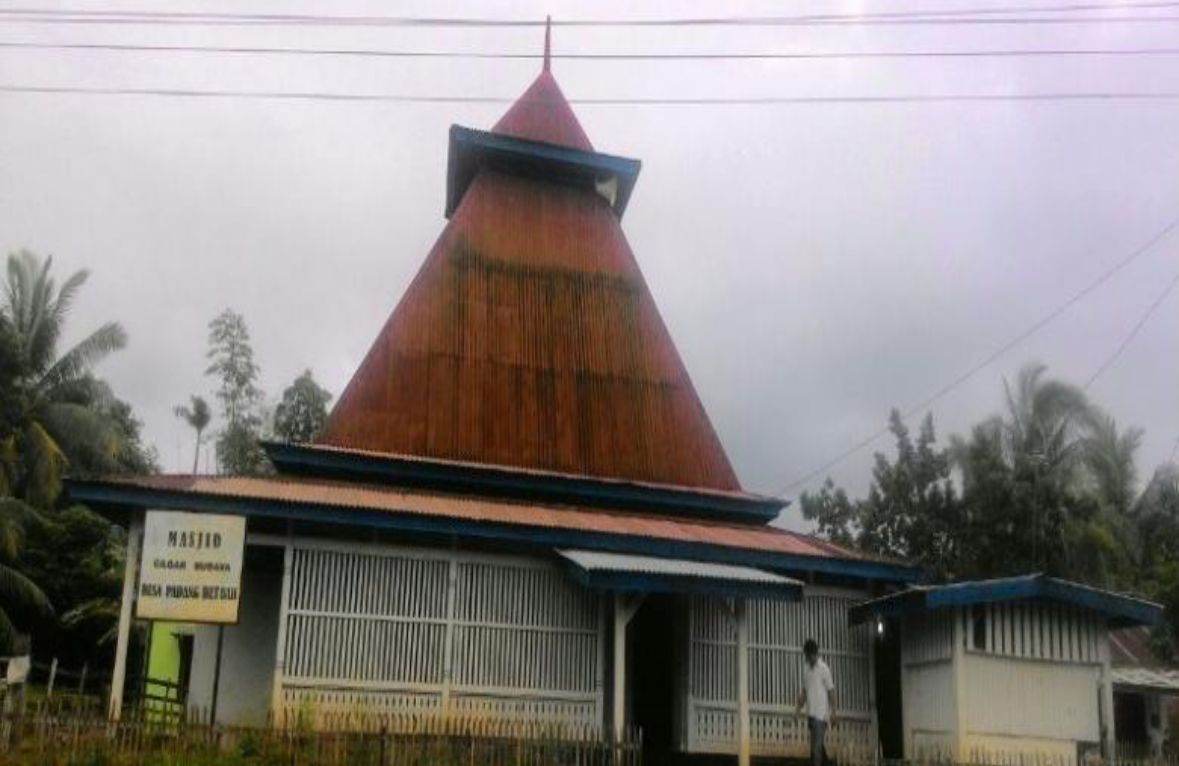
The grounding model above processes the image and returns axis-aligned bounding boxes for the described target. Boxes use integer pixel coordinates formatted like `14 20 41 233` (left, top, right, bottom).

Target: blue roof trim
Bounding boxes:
65 479 922 585
563 565 804 601
848 574 1161 628
262 441 785 524
445 125 641 219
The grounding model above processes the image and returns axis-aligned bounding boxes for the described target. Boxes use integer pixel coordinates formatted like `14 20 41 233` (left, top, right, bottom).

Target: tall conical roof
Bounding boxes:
318 36 741 493
489 18 593 152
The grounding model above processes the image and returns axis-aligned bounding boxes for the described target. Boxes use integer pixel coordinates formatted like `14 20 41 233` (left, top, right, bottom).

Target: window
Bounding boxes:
971 604 987 650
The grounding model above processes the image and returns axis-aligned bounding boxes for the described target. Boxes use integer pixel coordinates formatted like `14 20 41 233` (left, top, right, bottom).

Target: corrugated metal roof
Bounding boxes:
849 574 1162 628
557 549 800 586
78 473 868 563
318 162 741 491
316 56 742 493
1113 667 1179 693
1111 626 1161 667
491 69 593 151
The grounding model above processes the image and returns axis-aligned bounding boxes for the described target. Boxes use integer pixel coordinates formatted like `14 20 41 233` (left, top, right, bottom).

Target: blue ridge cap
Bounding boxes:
446 125 641 219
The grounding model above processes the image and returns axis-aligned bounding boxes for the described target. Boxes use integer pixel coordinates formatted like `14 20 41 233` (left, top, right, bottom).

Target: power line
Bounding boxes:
5 84 1179 105
774 214 1179 496
4 40 1179 62
1084 270 1179 389
2 4 1179 28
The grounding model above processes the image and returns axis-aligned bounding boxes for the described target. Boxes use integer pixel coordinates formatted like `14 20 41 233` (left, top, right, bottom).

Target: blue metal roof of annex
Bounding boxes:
848 573 1162 629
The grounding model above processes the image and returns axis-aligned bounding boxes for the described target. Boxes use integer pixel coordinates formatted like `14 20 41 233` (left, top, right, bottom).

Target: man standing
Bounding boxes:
796 638 837 766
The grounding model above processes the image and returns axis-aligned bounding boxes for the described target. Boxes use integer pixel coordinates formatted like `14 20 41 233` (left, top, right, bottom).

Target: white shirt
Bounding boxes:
803 658 835 721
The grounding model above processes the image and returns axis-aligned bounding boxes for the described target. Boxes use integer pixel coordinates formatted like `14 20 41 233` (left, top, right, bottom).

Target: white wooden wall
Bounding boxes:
901 604 1108 763
188 564 282 725
277 540 603 727
960 602 1102 663
901 612 956 760
958 603 1105 759
683 588 875 757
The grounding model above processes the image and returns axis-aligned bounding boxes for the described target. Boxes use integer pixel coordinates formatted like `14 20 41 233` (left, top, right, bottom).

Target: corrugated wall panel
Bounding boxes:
319 168 741 492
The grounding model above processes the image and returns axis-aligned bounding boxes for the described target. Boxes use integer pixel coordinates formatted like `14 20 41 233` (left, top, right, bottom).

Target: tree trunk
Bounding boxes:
192 428 202 474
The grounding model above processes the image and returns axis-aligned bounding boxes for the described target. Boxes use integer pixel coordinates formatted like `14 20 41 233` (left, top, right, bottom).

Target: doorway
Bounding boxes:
630 594 679 766
874 617 904 759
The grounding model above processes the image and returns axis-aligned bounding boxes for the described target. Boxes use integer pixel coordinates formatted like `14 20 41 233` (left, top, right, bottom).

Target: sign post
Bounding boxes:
136 511 246 725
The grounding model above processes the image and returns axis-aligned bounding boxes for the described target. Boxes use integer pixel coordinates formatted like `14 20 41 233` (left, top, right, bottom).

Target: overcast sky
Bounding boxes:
1 1 1177 530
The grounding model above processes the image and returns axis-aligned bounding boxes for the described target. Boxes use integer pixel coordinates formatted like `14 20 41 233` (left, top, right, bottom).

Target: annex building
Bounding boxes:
70 32 1163 766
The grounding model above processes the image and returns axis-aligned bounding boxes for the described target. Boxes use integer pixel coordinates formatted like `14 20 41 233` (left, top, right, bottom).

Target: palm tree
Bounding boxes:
0 498 52 652
174 396 211 474
1081 412 1144 517
1 251 128 505
949 364 1100 578
999 363 1093 482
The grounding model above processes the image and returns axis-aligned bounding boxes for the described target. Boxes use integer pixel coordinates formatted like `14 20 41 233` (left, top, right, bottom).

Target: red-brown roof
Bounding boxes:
319 65 741 492
491 69 593 152
85 473 866 563
1112 626 1165 667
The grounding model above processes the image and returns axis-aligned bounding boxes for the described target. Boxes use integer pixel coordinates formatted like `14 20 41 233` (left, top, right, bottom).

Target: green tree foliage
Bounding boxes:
174 395 212 474
0 498 52 652
0 318 26 496
802 411 961 579
1136 465 1179 572
21 506 125 661
273 370 332 444
803 363 1159 591
799 479 858 548
0 251 154 660
0 251 148 505
861 412 961 580
205 310 268 475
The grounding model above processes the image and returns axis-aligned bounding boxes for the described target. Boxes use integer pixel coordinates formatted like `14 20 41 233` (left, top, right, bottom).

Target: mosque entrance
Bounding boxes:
631 594 680 766
874 617 904 759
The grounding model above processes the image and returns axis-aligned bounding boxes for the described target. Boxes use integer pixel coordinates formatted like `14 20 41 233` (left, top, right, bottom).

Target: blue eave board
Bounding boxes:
445 125 641 219
64 479 924 585
848 574 1162 628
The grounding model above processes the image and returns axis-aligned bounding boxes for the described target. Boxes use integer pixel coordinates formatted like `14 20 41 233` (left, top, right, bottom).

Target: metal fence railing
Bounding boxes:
0 703 644 766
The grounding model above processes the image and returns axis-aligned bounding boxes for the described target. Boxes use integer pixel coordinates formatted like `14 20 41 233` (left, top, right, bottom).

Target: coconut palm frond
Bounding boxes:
38 402 122 475
174 396 211 432
0 562 51 616
0 606 20 655
6 251 62 376
1033 379 1091 432
4 251 42 336
19 421 66 507
1082 412 1144 515
0 435 18 496
62 597 117 629
39 322 128 393
39 375 106 408
40 402 119 452
0 498 44 560
51 268 90 323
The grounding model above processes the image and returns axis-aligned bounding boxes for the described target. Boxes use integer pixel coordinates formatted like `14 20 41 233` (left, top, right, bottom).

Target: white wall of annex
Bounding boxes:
902 658 955 758
961 652 1100 742
188 562 281 725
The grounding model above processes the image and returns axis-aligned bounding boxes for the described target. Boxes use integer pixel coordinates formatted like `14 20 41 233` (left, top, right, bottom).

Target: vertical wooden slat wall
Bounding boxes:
965 602 1101 663
683 590 874 757
279 540 602 728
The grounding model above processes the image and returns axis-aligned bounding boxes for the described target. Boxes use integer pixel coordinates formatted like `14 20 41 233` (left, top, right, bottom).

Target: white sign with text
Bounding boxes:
136 511 246 624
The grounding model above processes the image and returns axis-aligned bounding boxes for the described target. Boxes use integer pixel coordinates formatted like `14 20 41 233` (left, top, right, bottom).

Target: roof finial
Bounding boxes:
543 15 552 72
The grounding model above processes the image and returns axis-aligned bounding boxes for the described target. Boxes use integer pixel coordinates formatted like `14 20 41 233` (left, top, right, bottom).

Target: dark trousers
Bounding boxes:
808 716 828 766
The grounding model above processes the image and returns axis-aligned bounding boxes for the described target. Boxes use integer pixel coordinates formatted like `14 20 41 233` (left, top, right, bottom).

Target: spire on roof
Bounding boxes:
543 16 552 73
488 16 592 151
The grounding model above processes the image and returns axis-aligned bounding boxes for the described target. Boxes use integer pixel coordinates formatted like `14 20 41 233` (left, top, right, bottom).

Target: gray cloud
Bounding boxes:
1 1 1176 531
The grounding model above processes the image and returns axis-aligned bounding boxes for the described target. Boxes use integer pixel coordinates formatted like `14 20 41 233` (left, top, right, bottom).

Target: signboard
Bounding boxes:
136 511 246 624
